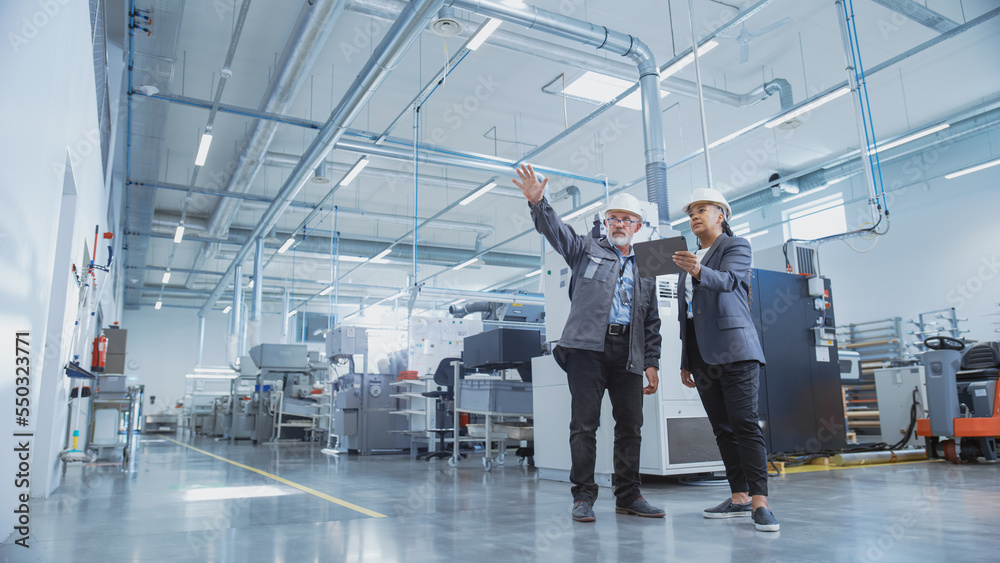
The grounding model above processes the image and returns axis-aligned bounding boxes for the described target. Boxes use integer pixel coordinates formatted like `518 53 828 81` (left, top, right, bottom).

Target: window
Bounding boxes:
783 195 846 240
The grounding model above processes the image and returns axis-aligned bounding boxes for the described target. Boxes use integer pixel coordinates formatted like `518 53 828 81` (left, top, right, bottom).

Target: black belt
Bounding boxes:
608 324 630 336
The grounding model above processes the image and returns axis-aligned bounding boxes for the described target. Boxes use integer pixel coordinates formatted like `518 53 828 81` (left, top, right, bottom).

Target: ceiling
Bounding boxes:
112 0 1000 318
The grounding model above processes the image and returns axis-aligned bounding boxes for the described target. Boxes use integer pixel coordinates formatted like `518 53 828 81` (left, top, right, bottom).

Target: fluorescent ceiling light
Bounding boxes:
194 133 213 166
454 258 479 271
277 237 296 254
161 272 171 284
340 157 369 186
319 286 334 296
945 157 1000 179
173 225 185 243
563 71 668 111
743 230 769 240
287 310 297 318
247 279 254 290
222 305 232 314
373 248 392 261
458 181 497 205
154 301 162 310
337 255 368 263
708 122 761 150
467 18 503 51
660 40 719 80
184 373 237 380
764 86 850 128
525 269 542 278
670 216 688 227
870 123 950 154
183 485 291 502
562 202 602 221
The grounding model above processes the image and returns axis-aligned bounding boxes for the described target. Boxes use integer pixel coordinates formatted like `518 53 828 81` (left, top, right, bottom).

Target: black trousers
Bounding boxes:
686 319 768 497
565 331 643 505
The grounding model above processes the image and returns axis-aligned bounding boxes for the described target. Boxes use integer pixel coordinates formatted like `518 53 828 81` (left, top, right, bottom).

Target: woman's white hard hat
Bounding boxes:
683 188 732 220
603 193 645 222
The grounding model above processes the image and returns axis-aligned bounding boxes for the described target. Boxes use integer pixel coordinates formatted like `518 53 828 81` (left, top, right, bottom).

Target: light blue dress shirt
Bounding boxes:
608 245 635 325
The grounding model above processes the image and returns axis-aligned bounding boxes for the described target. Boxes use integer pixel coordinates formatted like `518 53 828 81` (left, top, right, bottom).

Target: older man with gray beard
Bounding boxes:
513 164 663 523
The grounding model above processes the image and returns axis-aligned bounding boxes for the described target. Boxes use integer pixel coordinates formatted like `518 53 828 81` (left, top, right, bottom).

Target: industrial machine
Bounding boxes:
248 344 330 443
916 337 1000 463
327 327 409 454
874 366 928 448
749 270 847 454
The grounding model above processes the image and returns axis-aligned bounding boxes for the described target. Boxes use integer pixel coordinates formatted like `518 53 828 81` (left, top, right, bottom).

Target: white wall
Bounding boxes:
121 307 287 417
819 170 1000 342
0 0 115 541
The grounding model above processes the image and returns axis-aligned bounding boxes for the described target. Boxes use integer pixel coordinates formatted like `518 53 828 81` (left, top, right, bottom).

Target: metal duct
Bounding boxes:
224 227 539 269
153 205 494 236
198 0 449 317
347 0 788 109
448 0 670 228
186 0 347 289
729 104 1000 217
449 301 491 318
870 0 958 32
264 151 524 198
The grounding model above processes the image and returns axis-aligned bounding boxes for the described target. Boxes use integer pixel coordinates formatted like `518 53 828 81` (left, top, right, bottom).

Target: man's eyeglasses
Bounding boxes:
604 218 641 227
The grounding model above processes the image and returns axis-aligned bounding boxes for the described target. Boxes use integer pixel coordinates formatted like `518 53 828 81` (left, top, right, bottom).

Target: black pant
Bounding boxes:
565 331 643 505
686 319 768 497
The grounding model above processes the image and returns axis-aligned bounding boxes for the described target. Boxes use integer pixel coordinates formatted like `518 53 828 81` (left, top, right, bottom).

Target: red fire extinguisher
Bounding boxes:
91 334 107 372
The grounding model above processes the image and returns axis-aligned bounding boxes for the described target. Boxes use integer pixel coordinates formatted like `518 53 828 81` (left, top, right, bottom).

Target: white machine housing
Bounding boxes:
533 200 724 484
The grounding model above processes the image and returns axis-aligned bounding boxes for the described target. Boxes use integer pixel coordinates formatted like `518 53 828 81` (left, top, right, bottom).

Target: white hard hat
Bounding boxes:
603 193 645 223
683 188 732 220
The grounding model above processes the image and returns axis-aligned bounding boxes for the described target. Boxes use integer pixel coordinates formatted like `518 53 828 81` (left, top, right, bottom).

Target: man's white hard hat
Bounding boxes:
683 187 732 220
603 193 645 223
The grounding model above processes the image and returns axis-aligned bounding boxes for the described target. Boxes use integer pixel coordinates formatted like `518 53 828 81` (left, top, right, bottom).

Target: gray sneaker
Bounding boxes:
752 507 780 532
703 499 752 519
572 500 595 522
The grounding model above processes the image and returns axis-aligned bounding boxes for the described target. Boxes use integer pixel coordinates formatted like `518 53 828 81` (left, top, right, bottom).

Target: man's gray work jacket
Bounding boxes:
530 197 662 375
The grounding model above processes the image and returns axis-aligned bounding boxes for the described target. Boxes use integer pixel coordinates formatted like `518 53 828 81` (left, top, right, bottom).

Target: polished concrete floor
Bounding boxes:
3 434 1000 562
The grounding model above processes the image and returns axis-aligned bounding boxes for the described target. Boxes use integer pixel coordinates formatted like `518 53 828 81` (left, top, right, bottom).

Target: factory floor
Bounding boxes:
4 434 1000 563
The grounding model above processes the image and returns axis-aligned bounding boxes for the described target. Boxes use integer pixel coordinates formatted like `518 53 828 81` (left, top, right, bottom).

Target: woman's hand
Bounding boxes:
672 251 702 280
680 368 696 389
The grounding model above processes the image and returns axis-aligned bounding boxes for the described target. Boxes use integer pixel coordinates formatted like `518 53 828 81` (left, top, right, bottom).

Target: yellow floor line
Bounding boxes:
781 458 939 475
162 436 386 518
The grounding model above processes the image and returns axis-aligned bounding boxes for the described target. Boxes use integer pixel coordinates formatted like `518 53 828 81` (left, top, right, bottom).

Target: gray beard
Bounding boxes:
609 231 633 247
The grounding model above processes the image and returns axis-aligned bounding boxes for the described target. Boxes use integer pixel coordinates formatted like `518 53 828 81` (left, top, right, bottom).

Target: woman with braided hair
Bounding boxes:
671 188 779 533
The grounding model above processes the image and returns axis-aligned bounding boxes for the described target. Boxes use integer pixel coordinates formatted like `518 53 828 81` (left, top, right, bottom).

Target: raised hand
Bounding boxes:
512 163 548 205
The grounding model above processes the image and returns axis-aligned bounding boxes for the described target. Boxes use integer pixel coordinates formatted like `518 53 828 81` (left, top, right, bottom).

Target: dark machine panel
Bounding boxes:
750 270 846 454
463 328 542 371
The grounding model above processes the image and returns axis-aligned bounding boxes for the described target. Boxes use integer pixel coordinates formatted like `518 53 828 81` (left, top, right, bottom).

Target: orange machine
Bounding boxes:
916 337 1000 464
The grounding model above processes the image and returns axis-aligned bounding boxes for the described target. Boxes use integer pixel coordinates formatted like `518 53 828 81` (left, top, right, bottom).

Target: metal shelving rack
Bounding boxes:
837 317 907 439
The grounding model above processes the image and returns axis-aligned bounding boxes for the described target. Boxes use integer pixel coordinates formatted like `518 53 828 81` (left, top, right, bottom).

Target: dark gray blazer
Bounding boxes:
677 233 765 369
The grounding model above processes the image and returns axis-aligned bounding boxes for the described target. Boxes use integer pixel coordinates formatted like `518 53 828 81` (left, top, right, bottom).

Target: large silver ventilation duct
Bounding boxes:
185 0 347 289
199 0 450 317
448 0 671 227
263 151 524 198
347 0 787 110
223 228 539 269
729 104 1000 217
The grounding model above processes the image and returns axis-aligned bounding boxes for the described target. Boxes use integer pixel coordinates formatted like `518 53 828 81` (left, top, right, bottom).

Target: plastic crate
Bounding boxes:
458 379 533 414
